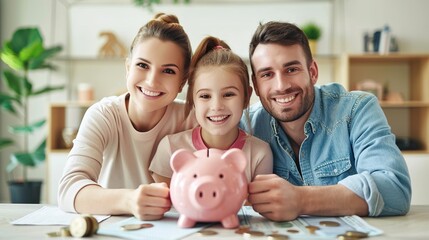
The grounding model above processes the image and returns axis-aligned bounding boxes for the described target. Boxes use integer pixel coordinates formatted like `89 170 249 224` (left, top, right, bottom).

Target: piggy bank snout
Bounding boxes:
190 176 224 210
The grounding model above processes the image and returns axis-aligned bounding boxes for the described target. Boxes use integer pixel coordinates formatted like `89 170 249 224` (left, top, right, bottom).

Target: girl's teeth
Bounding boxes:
141 88 161 97
209 115 228 122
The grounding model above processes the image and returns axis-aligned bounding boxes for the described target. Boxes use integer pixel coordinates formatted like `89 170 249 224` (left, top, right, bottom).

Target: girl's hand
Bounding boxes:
129 182 171 220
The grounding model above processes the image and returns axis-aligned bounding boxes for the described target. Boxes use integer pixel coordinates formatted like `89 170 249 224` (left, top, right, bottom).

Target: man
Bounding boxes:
242 21 411 221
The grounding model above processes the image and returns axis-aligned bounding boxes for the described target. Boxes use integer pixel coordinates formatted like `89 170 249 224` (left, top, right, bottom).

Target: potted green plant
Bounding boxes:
301 22 322 54
0 27 63 203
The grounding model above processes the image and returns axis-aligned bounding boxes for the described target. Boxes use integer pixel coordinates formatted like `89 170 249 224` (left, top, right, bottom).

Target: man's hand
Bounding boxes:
248 174 302 221
129 182 171 220
248 174 369 221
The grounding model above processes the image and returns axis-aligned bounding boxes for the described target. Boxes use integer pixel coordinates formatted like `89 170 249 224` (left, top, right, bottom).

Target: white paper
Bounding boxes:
239 206 383 239
97 209 211 240
11 206 110 226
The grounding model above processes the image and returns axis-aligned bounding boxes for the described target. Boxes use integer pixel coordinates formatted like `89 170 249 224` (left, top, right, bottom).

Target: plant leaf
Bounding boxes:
0 45 24 70
10 152 36 168
31 85 64 96
10 119 46 134
2 70 32 97
32 139 46 163
9 28 43 54
29 45 62 70
0 93 20 114
0 138 14 150
19 41 43 63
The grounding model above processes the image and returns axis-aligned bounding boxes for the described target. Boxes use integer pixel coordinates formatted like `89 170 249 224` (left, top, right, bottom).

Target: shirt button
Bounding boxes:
333 169 338 173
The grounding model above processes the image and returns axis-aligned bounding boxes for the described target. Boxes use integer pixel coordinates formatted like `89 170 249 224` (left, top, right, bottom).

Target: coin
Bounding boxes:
198 229 218 236
235 228 250 234
70 215 92 237
46 231 60 237
82 215 99 234
319 220 341 227
305 225 320 234
267 233 289 240
337 234 358 240
344 230 369 238
121 223 154 231
59 227 72 237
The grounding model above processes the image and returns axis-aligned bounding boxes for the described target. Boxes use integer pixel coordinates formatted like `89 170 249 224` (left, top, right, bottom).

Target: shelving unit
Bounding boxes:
338 53 429 154
47 102 93 152
46 102 93 203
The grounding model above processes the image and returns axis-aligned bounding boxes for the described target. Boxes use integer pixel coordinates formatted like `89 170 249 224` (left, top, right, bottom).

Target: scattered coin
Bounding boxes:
198 229 218 236
337 234 359 240
319 220 341 227
46 227 72 237
243 230 265 237
235 227 251 234
46 231 60 237
344 230 369 238
286 229 300 234
59 227 72 237
121 223 154 231
305 225 320 234
267 233 290 240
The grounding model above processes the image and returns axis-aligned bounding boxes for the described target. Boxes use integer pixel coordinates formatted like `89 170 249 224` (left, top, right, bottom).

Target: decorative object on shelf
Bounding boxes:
0 27 63 203
370 25 399 54
61 127 78 149
98 31 127 58
301 22 322 54
355 79 383 101
384 91 404 103
77 83 94 102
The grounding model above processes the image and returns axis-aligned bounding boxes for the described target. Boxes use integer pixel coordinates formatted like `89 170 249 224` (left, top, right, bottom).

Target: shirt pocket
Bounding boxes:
314 157 352 184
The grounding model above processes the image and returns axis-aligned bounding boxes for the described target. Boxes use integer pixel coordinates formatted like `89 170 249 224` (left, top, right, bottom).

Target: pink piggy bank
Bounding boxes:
170 148 248 229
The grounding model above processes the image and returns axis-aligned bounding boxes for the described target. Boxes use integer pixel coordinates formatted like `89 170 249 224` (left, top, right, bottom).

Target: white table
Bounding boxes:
1 204 428 239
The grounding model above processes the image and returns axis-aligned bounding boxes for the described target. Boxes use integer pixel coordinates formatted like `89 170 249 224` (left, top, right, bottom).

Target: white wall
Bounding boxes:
1 0 429 204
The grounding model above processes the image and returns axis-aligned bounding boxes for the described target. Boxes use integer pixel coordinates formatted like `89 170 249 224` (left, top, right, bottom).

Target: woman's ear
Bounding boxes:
125 58 130 77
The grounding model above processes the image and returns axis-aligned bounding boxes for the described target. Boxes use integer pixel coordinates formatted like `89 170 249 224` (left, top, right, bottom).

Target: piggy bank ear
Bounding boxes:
222 148 247 173
170 148 196 172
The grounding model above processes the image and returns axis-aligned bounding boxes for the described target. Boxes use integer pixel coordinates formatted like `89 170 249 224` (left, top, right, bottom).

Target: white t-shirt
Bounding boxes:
58 93 197 212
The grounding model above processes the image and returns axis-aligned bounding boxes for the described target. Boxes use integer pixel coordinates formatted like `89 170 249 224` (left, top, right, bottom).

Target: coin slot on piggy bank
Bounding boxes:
170 148 248 229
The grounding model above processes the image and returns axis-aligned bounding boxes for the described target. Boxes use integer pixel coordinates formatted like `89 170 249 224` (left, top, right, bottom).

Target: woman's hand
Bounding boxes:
129 182 171 220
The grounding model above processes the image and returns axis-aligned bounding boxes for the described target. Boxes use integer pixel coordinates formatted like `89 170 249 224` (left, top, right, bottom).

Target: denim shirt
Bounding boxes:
241 83 411 216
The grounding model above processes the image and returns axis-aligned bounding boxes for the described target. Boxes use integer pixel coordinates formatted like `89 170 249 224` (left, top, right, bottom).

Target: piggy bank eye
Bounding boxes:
193 174 197 178
219 174 224 179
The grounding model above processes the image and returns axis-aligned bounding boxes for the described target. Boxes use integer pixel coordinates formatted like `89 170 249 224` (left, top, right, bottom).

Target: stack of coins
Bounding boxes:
69 214 99 238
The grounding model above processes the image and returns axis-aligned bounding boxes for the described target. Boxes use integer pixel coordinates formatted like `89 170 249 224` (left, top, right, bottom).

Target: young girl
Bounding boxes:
58 13 197 220
149 36 272 185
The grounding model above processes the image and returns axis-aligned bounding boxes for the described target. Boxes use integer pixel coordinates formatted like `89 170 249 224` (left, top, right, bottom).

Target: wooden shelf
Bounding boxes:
47 102 94 151
340 53 429 153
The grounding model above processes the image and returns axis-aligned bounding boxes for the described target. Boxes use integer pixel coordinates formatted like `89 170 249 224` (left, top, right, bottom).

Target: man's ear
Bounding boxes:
309 60 319 85
251 74 260 97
